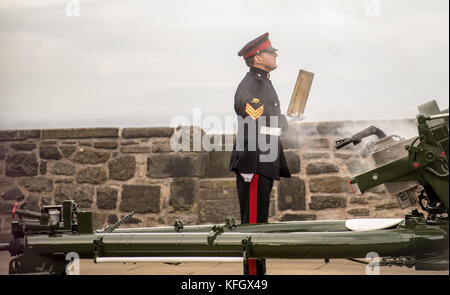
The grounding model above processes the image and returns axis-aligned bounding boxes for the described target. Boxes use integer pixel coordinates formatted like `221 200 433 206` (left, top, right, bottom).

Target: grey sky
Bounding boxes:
0 0 448 133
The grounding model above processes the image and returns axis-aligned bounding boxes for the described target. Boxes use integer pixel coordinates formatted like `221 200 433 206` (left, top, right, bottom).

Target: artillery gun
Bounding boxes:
0 101 448 275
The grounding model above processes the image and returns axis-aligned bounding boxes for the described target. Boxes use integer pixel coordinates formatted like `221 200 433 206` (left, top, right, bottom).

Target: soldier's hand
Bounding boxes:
286 112 306 122
240 173 254 182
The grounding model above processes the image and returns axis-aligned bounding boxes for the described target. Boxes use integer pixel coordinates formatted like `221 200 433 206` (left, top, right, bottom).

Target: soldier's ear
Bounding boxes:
254 54 263 65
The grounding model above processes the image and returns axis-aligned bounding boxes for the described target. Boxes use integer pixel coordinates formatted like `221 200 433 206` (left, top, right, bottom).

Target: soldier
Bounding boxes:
229 32 303 275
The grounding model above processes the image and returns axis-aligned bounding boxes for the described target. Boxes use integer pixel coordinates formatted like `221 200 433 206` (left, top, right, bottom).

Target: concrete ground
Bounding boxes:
0 251 447 275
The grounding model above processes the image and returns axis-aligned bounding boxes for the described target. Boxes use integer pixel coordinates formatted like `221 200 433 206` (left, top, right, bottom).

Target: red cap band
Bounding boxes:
243 40 272 59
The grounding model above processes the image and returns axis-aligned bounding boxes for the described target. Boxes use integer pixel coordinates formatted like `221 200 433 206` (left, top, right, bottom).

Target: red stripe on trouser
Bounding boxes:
248 259 257 275
248 174 259 275
249 174 259 224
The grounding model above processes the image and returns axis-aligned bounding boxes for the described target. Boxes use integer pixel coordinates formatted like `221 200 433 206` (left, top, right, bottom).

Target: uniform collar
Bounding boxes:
249 67 270 80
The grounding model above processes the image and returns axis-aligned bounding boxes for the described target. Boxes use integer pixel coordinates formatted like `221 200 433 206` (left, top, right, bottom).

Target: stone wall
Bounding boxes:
0 119 420 242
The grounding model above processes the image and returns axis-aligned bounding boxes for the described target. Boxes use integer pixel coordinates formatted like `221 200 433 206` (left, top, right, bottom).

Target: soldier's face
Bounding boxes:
256 51 278 72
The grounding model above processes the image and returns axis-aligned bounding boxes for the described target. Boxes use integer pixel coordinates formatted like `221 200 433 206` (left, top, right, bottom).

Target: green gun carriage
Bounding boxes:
1 101 448 274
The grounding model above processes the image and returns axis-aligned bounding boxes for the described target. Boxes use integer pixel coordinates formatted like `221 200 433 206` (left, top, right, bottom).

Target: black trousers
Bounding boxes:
236 173 273 275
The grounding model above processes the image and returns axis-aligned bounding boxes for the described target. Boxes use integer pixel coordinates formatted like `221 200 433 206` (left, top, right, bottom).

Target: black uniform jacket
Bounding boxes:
229 67 291 180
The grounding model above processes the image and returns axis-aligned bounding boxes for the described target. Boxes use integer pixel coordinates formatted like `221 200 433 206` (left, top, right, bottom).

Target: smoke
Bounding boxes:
334 119 418 140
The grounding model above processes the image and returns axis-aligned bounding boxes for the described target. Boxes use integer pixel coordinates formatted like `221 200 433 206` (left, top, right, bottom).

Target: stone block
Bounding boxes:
350 196 368 204
72 149 111 164
278 177 306 211
0 178 13 187
107 214 118 224
40 195 52 206
0 201 15 214
0 232 12 243
93 141 118 149
0 144 7 160
281 136 301 149
121 141 139 146
54 184 94 208
169 179 196 211
23 195 41 212
279 213 316 221
147 153 207 178
316 122 346 136
269 198 276 218
299 138 330 149
151 143 173 153
55 178 74 184
97 187 118 210
151 141 173 153
302 152 330 160
42 128 119 139
306 162 339 175
1 186 24 201
76 167 107 184
39 195 53 207
5 153 38 176
119 185 161 213
335 153 360 161
92 212 107 229
122 127 174 138
120 215 142 225
60 146 77 157
284 150 300 174
309 196 347 210
347 208 370 216
10 142 36 151
167 214 199 226
19 178 53 192
120 146 151 153
198 179 239 222
199 199 240 223
309 176 352 193
366 185 386 194
199 179 236 200
39 146 62 160
375 202 400 210
0 130 40 142
50 162 76 176
42 141 57 145
205 151 234 178
367 195 384 201
108 156 136 180
40 160 47 175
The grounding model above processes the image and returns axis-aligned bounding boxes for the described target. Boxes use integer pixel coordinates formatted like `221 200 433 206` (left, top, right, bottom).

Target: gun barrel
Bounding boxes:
25 226 447 260
427 113 449 120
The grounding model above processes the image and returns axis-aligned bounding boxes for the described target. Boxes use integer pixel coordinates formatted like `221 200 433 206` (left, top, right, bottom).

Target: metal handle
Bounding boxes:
425 166 449 178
